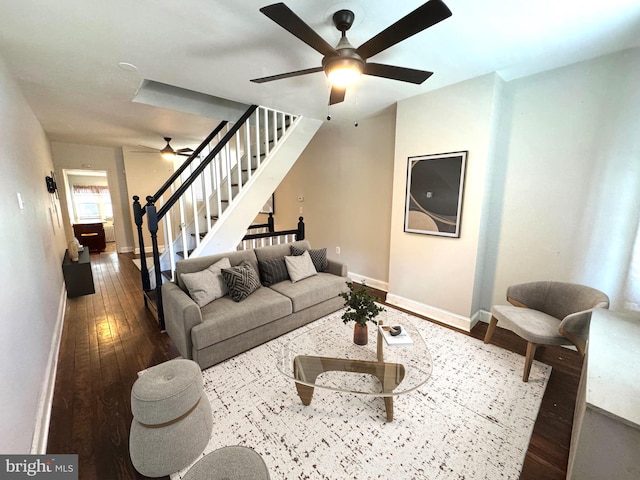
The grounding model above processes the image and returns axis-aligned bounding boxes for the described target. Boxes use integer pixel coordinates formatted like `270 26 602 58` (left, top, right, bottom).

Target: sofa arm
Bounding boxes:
162 282 203 360
326 258 348 277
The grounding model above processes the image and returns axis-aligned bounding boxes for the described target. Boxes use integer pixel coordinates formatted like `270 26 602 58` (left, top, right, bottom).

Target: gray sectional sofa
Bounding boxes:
162 240 350 369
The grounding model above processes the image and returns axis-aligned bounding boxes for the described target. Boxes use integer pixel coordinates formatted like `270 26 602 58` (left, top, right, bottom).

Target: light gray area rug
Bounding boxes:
172 308 550 480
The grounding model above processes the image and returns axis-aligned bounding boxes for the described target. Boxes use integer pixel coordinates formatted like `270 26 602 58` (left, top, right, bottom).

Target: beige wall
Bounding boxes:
122 147 176 253
0 55 67 452
388 74 503 329
51 142 134 252
275 108 397 289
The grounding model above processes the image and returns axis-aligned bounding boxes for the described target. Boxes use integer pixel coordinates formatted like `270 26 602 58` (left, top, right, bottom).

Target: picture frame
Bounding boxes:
404 151 467 237
260 193 275 214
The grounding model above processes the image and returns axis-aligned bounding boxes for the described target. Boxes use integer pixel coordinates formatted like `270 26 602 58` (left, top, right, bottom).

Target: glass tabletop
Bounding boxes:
278 311 433 397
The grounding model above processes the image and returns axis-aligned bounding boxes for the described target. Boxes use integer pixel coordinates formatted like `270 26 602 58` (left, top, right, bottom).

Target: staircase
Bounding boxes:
133 105 322 328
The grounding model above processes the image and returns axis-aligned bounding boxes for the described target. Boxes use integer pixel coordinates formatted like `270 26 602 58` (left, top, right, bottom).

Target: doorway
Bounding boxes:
62 169 116 251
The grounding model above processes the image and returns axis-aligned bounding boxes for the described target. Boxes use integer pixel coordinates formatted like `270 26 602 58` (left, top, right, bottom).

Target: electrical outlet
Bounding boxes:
297 195 304 202
336 246 341 254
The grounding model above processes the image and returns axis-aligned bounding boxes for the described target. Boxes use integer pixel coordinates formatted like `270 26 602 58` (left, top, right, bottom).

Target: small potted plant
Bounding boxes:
339 281 384 345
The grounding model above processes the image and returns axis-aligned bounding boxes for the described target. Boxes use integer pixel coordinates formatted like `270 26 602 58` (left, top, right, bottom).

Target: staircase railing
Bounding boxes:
238 216 305 250
132 120 229 291
133 104 299 328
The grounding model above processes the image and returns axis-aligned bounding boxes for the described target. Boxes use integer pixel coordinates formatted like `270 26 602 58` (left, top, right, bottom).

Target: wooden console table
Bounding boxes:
62 247 95 298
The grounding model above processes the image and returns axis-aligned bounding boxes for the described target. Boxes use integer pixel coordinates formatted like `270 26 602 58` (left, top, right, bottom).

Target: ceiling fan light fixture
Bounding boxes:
160 137 176 160
325 58 363 87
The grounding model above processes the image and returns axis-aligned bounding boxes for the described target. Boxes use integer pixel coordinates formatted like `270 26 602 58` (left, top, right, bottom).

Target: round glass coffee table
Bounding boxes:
278 312 433 422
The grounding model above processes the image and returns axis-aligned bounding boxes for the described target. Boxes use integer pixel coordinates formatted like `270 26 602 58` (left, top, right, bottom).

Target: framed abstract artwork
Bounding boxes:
404 151 468 237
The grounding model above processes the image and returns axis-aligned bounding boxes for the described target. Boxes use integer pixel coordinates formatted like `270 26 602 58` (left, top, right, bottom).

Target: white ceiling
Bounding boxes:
1 0 639 152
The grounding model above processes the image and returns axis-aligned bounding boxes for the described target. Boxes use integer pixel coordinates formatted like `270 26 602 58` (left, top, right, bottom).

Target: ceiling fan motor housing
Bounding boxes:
333 9 355 32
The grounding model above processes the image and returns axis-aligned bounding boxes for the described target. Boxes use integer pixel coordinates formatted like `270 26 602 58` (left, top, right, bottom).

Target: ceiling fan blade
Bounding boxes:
364 63 433 84
260 3 338 57
329 86 346 105
176 148 194 154
356 0 452 59
251 66 324 84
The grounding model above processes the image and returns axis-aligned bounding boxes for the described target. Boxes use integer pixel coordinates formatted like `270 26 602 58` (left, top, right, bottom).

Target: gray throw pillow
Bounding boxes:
258 257 290 286
284 250 317 283
221 260 261 302
290 245 328 272
181 257 231 307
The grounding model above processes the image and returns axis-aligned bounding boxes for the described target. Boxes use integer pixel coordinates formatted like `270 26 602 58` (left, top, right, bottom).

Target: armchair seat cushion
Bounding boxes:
491 305 570 346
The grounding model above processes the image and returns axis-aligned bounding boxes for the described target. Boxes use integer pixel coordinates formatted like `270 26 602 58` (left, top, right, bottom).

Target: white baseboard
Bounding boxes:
31 285 67 454
347 272 389 292
386 293 472 332
119 245 134 253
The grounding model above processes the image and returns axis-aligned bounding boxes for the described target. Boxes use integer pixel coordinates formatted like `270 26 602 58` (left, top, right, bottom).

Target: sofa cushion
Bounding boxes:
285 250 317 283
221 261 261 302
254 240 310 263
175 250 259 292
269 272 349 312
192 287 292 349
181 257 231 307
258 257 290 286
290 245 328 272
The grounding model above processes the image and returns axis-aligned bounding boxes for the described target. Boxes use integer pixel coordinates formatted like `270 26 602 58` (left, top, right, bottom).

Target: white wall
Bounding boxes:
387 74 503 329
487 48 640 310
51 142 135 252
275 108 397 290
0 56 67 452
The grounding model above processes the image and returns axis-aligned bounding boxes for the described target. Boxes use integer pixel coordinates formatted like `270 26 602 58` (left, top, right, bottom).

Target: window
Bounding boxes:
72 185 113 222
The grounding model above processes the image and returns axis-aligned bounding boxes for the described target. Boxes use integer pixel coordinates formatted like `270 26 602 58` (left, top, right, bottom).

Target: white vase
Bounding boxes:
68 240 79 262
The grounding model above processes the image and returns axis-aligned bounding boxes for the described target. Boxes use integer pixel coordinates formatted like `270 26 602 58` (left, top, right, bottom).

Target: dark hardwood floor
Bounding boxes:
47 246 179 479
47 249 581 479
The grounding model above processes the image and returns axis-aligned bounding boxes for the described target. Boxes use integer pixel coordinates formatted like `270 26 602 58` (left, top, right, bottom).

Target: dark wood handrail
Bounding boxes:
144 119 229 214
154 104 258 220
242 216 304 242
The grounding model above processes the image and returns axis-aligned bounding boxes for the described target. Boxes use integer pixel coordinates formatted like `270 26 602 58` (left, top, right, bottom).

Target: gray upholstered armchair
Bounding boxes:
484 281 609 382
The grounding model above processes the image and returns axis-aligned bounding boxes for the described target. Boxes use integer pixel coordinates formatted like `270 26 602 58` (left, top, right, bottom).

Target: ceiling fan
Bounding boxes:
133 137 194 160
250 1 452 105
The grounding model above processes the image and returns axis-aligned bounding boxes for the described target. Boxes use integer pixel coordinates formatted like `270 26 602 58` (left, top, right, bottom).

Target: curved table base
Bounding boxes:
292 355 406 422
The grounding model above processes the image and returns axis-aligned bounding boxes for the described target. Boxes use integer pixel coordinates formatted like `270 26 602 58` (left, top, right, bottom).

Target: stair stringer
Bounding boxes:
193 116 322 256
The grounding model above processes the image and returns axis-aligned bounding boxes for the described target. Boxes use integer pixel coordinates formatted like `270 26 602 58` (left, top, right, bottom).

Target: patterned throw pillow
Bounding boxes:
181 257 231 307
258 257 290 286
221 261 261 302
290 246 328 272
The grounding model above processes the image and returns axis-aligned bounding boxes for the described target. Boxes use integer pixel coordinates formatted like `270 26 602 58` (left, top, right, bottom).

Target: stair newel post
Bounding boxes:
296 216 305 240
132 196 151 292
145 196 165 330
267 212 274 233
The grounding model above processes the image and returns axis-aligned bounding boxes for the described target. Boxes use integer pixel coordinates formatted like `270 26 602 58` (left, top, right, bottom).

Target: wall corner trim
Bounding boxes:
386 293 472 332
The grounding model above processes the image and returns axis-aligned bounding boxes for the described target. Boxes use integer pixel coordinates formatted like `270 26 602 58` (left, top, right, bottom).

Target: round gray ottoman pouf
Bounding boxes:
183 446 270 480
129 359 213 478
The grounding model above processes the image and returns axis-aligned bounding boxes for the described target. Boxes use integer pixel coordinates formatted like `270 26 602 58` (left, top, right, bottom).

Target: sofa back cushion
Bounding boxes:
254 240 310 263
175 249 259 292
